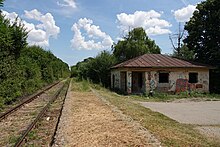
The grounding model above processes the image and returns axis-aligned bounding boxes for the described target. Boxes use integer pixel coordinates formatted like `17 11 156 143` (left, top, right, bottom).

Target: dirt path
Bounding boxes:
53 88 159 146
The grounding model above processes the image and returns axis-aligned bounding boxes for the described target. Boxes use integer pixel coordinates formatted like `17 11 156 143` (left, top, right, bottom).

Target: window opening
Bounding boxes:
159 73 169 83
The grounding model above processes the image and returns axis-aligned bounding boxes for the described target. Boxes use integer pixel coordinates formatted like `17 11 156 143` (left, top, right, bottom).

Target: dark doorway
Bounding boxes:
112 74 115 89
120 72 127 92
132 72 144 93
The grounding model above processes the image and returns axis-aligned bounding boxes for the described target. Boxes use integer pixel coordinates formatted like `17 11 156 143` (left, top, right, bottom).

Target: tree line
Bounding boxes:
71 0 220 93
0 1 70 108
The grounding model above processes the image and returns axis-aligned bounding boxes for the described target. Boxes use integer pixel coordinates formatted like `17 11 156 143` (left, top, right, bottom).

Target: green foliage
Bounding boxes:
0 10 70 106
0 0 4 7
184 0 220 67
172 44 194 60
82 80 90 91
75 57 94 80
112 27 161 62
184 0 220 93
71 78 90 92
0 97 3 110
0 13 28 103
72 50 116 87
70 65 78 77
17 55 42 94
17 45 70 94
89 50 116 87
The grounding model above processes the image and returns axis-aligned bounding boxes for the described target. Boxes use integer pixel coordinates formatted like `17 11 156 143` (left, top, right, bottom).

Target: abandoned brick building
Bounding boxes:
111 54 212 94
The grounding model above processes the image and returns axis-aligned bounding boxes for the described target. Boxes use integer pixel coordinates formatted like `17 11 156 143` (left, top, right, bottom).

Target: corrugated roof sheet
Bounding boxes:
112 54 211 69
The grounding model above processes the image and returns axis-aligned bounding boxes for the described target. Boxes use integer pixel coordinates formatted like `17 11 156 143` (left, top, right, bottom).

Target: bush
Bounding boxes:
0 10 70 106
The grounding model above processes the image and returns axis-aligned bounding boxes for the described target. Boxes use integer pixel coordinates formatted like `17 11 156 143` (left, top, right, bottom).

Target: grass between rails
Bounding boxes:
90 84 219 146
23 79 70 146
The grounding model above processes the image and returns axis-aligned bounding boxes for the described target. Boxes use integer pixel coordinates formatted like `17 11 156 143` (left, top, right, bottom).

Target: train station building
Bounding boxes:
111 54 212 94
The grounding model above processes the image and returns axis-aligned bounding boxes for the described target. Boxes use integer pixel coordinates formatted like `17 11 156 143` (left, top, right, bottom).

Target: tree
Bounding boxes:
173 44 194 60
90 51 116 87
169 23 194 60
184 0 220 66
112 27 161 62
0 0 4 7
0 1 70 105
70 65 78 77
184 0 220 93
75 57 94 80
73 51 116 87
0 13 28 102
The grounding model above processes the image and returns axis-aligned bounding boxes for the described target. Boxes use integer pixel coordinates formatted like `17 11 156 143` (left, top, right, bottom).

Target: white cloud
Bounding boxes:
1 11 19 21
24 9 60 38
71 18 113 50
57 0 76 8
180 0 188 6
116 10 171 36
2 9 60 47
173 5 196 22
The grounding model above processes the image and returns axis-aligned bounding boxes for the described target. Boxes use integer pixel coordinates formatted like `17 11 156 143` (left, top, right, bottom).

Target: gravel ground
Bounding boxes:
140 101 220 139
53 85 160 146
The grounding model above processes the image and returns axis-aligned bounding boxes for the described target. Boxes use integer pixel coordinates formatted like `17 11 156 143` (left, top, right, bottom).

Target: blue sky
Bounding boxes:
2 0 203 66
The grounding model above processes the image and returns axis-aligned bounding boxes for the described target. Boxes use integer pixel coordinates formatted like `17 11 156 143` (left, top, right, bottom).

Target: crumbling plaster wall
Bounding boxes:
111 70 120 89
111 68 209 94
145 69 209 93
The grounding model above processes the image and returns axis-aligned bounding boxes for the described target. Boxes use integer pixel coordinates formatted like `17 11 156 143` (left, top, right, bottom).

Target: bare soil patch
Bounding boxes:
53 90 159 146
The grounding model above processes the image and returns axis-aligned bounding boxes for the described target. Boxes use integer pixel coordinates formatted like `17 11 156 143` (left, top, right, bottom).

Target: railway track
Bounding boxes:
0 81 60 121
0 80 70 147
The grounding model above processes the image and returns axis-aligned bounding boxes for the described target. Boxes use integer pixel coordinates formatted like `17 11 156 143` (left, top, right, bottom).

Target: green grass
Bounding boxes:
93 85 220 146
27 130 39 140
8 135 19 145
71 80 220 146
129 91 220 102
71 78 90 92
0 97 4 111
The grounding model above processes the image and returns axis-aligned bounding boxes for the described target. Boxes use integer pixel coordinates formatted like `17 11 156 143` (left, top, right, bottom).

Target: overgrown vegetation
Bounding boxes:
112 27 161 62
71 78 90 92
93 85 220 146
130 91 220 102
71 51 116 87
0 2 70 109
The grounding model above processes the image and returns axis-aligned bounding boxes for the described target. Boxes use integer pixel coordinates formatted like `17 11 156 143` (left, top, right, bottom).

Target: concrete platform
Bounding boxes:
140 101 220 125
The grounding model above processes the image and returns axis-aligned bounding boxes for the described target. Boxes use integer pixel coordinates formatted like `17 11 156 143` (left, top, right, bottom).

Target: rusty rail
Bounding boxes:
0 81 60 121
14 81 67 147
50 79 71 146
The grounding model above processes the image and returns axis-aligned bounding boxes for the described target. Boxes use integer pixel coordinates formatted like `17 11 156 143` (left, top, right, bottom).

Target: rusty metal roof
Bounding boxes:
112 54 212 69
